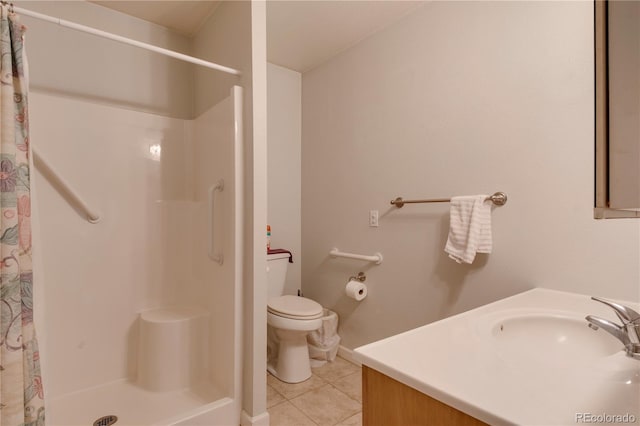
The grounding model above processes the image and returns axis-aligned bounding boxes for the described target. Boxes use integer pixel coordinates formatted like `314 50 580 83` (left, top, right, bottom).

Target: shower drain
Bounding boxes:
93 415 118 426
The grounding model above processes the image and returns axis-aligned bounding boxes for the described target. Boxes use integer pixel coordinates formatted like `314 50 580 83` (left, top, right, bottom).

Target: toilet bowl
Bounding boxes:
267 295 323 383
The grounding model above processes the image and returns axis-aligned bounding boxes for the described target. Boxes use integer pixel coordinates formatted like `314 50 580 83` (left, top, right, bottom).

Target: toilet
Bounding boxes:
267 252 323 383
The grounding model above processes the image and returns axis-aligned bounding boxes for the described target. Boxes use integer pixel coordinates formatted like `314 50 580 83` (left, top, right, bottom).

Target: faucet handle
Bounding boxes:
591 296 640 324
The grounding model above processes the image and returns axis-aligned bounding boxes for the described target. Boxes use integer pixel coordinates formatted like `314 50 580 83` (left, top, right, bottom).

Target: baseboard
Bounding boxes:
240 410 269 426
337 345 361 366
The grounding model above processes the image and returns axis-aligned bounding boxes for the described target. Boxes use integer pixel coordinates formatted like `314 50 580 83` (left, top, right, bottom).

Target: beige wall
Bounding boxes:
193 1 247 116
301 1 640 350
267 63 302 295
17 0 194 118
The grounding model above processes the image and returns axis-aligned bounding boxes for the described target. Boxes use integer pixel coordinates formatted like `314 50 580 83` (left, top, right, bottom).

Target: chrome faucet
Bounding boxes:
586 296 640 360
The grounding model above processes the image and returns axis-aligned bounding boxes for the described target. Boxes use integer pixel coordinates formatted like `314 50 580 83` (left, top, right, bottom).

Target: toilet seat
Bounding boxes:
268 295 323 320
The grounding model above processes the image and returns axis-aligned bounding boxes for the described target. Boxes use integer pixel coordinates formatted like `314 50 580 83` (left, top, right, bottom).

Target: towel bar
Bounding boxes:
391 192 507 208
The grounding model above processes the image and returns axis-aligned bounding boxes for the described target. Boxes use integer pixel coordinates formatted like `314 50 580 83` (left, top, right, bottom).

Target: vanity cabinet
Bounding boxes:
362 366 487 426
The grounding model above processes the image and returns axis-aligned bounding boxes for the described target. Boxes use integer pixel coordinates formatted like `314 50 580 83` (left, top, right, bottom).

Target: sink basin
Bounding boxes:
486 311 622 368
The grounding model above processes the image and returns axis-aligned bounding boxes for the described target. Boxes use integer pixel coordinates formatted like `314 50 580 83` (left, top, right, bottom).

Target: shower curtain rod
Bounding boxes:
12 6 242 76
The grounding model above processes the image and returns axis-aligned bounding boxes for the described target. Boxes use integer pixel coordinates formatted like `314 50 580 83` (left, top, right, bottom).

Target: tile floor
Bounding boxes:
267 357 362 426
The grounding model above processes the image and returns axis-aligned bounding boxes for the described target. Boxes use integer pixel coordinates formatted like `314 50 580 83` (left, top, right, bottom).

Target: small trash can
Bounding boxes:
307 309 340 367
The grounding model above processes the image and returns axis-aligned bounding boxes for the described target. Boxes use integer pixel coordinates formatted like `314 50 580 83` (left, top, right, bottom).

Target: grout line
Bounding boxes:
268 399 319 426
327 382 361 405
267 383 286 399
296 400 320 426
265 382 285 404
332 411 363 426
269 360 363 425
327 386 361 426
267 399 289 411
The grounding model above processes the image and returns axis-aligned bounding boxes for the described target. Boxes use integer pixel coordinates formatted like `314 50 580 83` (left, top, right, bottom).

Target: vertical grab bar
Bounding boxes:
208 180 224 265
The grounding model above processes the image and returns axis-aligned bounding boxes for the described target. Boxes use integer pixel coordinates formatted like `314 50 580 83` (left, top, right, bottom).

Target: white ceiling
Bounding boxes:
91 1 221 37
92 0 426 73
267 1 425 72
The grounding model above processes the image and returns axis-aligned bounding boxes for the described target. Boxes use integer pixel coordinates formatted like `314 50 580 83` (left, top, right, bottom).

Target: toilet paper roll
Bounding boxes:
345 280 367 301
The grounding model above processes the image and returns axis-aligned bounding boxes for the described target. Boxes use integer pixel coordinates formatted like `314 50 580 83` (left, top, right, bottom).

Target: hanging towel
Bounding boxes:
444 195 492 264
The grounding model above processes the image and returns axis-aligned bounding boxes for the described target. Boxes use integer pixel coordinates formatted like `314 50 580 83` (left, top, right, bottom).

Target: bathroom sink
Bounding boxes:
355 289 640 425
484 310 622 368
356 290 640 425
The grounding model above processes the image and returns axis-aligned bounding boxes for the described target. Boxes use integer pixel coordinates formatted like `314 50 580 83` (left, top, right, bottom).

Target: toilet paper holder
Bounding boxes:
349 272 366 283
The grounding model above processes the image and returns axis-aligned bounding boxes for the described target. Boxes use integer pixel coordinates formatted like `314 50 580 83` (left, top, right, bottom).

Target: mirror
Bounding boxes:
594 0 640 219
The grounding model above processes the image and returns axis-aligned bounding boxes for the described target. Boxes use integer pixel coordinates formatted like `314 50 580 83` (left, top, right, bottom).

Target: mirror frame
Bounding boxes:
594 0 640 219
594 0 609 217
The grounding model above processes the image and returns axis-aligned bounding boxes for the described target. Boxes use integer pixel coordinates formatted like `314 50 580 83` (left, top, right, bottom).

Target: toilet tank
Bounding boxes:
267 253 290 299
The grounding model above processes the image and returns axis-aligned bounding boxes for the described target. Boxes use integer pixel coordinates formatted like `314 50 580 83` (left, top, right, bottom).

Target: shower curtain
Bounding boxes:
0 5 45 426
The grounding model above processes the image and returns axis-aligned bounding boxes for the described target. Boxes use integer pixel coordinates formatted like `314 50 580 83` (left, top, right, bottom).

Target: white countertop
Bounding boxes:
353 288 640 426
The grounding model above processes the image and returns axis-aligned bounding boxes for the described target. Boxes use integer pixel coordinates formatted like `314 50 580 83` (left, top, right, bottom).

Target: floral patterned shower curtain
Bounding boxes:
0 5 45 425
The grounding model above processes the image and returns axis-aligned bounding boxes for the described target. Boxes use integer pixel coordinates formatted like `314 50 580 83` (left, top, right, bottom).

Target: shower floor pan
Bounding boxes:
48 379 227 426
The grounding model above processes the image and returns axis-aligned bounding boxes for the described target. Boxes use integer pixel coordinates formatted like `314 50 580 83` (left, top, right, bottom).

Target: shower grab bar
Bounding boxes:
32 148 100 224
208 180 224 265
329 248 383 265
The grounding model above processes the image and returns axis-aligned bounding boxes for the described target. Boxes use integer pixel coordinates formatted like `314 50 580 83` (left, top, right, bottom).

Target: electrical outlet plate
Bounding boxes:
369 210 379 227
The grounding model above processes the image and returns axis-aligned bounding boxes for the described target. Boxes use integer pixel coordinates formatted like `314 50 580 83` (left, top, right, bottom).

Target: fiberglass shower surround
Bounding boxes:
21 3 245 425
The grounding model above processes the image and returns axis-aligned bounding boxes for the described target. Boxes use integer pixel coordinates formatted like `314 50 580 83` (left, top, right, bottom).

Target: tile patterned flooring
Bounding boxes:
267 357 362 426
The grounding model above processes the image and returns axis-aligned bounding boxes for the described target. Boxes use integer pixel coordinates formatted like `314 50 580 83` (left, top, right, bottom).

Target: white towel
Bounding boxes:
444 195 492 264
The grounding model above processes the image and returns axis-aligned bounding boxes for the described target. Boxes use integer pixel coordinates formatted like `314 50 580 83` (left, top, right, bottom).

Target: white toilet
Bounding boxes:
267 252 323 383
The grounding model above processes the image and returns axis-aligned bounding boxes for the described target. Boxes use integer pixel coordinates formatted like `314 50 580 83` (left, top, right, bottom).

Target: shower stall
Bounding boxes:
22 2 246 425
